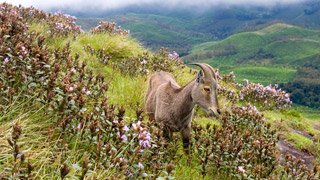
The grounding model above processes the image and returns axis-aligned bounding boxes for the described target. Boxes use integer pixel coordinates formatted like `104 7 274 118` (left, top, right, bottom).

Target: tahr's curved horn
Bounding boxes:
203 63 218 80
189 63 212 80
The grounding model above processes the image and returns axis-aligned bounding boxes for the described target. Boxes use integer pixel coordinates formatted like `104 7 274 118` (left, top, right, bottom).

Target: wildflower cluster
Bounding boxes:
0 3 81 38
119 48 184 76
46 12 81 36
20 6 47 21
221 71 236 84
84 46 184 76
192 104 278 179
91 21 129 35
83 44 112 64
218 86 239 103
271 154 320 179
239 80 292 109
0 3 50 109
168 51 179 60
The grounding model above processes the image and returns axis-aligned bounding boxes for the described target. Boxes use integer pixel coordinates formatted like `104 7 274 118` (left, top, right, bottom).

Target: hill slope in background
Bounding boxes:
75 0 320 54
184 23 320 108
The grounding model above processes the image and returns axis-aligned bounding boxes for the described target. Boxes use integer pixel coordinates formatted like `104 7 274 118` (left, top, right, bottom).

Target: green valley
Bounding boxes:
184 23 320 108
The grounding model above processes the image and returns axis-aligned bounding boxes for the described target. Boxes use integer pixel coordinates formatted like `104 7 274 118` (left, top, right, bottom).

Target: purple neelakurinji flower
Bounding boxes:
123 125 129 132
139 130 151 148
81 87 91 95
140 59 147 65
70 67 76 73
132 123 137 130
138 162 144 169
121 135 128 142
77 123 82 131
239 93 244 100
85 90 91 96
68 86 74 92
139 140 151 148
238 166 246 173
253 140 261 145
168 51 179 59
4 57 9 64
132 121 141 131
285 98 291 103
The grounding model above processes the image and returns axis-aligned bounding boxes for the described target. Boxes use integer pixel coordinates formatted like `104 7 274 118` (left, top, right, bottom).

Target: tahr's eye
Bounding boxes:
204 87 211 92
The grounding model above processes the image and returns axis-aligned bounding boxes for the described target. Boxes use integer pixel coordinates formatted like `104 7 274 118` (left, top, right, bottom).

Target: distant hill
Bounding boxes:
77 13 213 56
76 0 320 54
184 23 320 108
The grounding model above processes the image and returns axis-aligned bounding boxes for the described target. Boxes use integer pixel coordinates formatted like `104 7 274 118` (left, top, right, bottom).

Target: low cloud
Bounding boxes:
2 0 306 11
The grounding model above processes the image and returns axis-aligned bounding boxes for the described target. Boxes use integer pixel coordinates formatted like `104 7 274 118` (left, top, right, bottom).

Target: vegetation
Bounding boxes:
185 23 320 108
1 3 320 179
76 1 320 54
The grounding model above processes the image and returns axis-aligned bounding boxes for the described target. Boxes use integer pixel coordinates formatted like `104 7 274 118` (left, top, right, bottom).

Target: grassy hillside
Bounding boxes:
77 13 212 55
185 23 320 108
76 1 320 55
185 23 320 84
1 3 320 179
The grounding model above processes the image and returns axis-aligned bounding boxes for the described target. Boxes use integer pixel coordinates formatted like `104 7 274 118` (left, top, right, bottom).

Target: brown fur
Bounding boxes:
145 63 220 152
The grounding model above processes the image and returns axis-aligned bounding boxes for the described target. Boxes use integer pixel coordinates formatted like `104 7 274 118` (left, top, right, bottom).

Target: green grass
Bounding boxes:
185 23 320 85
78 13 212 55
264 40 320 64
265 109 319 135
3 21 320 178
286 133 314 151
232 66 296 85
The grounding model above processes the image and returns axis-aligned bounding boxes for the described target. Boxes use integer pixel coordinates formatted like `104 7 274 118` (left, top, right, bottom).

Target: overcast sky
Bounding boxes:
1 0 306 11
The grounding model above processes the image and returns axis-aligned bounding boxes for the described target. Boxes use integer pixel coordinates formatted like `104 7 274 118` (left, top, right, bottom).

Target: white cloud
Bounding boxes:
1 0 306 11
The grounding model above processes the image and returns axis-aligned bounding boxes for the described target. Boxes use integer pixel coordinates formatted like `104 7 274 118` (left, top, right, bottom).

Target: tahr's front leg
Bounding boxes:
163 127 173 141
181 124 191 154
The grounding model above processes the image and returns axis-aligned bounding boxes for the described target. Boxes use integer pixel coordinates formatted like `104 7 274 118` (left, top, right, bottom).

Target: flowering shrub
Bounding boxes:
168 51 179 60
192 104 278 179
221 71 236 84
239 80 292 109
91 21 129 35
83 45 183 76
83 44 112 64
0 3 81 38
271 154 319 179
218 86 239 103
20 6 47 21
46 12 81 36
0 3 50 109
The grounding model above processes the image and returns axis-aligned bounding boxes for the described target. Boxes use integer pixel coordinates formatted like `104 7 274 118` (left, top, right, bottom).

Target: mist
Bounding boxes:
2 0 306 11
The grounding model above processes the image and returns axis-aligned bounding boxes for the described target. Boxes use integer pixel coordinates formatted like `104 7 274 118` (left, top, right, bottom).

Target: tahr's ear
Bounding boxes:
196 70 203 83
